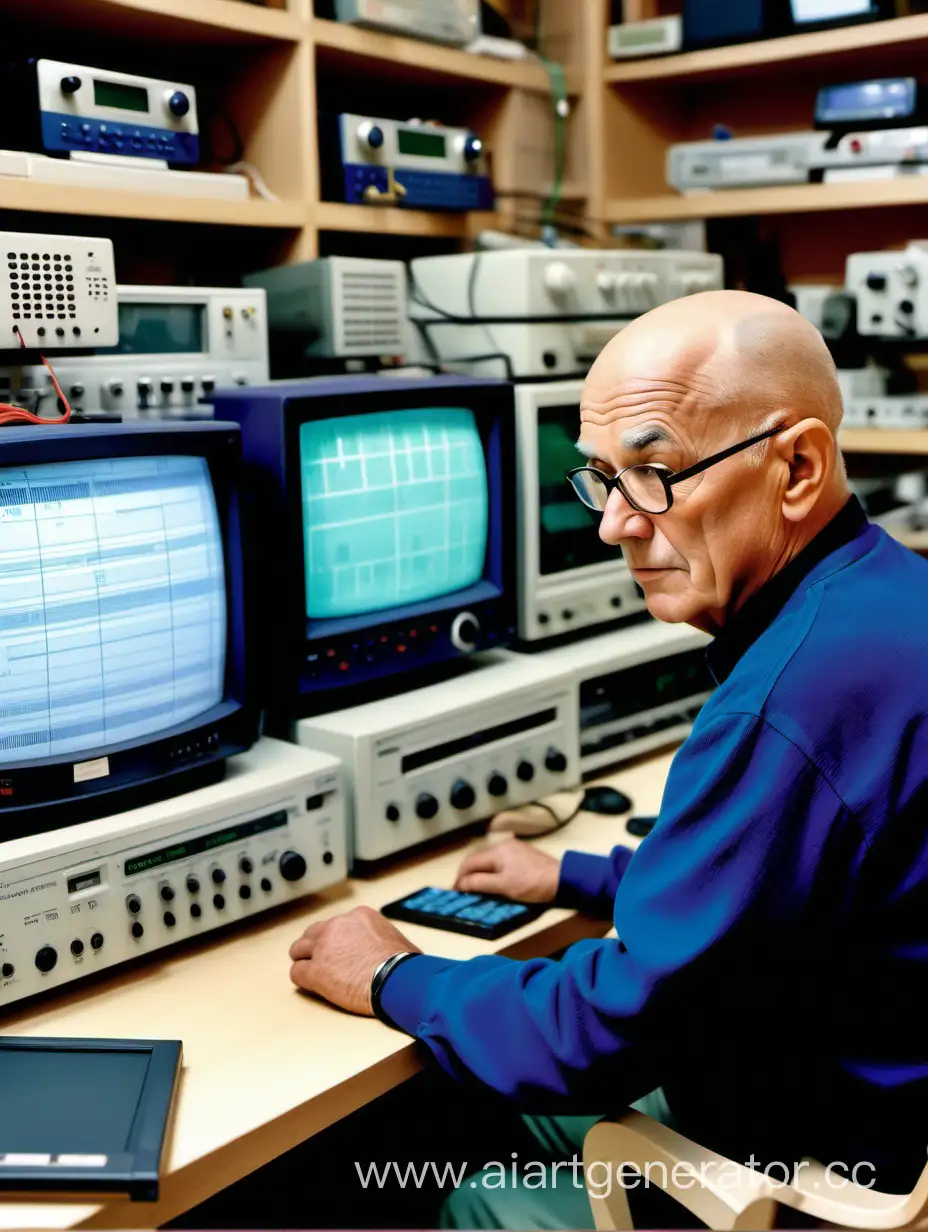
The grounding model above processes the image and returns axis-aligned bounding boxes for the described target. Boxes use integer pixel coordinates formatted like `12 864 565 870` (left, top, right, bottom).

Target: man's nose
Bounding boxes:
599 487 654 546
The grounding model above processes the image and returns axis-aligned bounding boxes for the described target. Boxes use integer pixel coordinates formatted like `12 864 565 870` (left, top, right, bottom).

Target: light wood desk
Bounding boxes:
0 746 678 1232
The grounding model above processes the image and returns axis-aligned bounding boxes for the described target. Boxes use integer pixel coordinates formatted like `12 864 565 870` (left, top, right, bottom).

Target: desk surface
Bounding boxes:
0 746 678 1232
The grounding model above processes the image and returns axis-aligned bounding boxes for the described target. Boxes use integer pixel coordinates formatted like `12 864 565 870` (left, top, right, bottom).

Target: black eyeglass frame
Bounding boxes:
567 423 786 514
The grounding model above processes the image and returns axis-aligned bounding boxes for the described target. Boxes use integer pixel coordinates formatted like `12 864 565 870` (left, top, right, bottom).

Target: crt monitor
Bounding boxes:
208 374 517 713
0 421 258 840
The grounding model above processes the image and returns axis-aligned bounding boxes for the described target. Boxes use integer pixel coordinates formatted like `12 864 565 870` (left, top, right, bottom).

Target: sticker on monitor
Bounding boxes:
299 408 489 619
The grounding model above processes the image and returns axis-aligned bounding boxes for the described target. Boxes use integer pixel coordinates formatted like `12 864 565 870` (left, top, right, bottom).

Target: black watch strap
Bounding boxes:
370 951 419 1029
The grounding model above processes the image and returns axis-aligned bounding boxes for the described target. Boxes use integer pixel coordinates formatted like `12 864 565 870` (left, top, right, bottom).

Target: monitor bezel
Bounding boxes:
0 1036 181 1200
0 422 258 836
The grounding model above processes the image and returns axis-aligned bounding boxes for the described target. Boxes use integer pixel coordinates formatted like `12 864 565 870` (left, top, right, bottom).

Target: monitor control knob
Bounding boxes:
415 793 439 820
450 780 476 810
462 132 483 163
35 946 58 973
450 612 479 651
358 121 385 150
487 772 508 797
126 894 142 914
597 271 619 295
167 90 190 117
186 875 200 893
211 867 226 885
279 850 307 881
544 261 576 295
60 76 82 95
516 760 535 782
545 747 568 773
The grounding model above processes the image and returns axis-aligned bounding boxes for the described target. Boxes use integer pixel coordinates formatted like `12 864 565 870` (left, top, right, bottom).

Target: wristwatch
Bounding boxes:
370 951 419 1029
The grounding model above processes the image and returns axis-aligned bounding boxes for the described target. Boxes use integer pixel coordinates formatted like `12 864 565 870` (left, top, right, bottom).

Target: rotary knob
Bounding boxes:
516 760 535 782
450 612 479 651
545 747 568 773
597 270 619 296
415 793 439 820
358 121 385 151
450 780 476 810
279 850 307 882
60 76 82 95
35 946 58 973
126 894 142 914
544 261 577 296
462 132 483 163
487 772 508 797
167 90 190 117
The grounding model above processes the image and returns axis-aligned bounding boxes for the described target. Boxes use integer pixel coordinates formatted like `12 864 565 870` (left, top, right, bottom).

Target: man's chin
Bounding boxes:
636 573 698 623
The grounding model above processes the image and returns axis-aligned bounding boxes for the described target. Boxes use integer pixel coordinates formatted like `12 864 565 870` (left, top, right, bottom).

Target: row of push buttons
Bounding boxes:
308 625 443 676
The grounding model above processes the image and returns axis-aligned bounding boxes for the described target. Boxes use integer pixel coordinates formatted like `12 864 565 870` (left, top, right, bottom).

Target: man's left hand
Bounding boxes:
288 905 421 1015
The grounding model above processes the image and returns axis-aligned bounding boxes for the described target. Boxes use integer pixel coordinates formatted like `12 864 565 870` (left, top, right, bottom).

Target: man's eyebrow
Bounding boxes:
575 439 598 458
621 425 672 450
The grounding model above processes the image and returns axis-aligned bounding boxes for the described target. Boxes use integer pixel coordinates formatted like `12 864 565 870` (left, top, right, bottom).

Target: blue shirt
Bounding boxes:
380 496 928 1192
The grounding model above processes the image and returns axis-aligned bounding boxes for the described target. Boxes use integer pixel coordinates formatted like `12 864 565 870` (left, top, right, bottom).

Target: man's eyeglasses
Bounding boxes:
566 423 785 516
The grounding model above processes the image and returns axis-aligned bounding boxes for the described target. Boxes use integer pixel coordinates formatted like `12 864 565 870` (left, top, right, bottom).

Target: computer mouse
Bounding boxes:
582 786 633 815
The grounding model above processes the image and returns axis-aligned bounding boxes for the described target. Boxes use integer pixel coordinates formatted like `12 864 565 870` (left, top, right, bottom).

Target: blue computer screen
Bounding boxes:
300 408 489 619
0 456 226 767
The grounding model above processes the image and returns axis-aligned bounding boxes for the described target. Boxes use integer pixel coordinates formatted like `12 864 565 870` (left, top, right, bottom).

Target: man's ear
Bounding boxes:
775 418 834 523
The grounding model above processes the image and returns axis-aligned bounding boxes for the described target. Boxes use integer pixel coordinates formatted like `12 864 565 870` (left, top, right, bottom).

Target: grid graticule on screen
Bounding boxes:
0 455 226 767
300 408 489 619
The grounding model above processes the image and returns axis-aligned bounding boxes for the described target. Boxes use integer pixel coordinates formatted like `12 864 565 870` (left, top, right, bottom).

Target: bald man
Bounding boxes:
288 290 928 1228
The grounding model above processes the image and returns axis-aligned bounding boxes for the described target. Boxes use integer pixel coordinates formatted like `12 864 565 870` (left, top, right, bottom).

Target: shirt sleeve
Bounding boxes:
378 711 849 1110
553 845 635 915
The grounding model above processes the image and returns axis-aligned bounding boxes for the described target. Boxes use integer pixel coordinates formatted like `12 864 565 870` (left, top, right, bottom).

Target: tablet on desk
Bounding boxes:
382 887 546 939
0 1037 181 1201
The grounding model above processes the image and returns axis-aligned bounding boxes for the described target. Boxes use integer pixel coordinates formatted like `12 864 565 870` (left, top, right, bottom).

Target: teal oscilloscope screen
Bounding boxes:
299 408 489 620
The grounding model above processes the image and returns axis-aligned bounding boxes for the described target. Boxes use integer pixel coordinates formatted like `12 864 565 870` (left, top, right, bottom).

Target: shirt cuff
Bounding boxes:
377 953 461 1036
555 848 631 910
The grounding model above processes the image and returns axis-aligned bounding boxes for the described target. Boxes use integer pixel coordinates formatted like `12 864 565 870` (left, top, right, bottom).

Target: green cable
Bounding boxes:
540 57 567 237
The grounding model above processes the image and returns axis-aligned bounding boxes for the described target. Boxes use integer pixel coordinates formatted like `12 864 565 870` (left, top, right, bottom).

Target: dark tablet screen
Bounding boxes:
0 1047 151 1154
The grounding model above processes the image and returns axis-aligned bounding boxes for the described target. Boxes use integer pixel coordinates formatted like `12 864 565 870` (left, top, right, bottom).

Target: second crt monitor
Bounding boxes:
209 375 517 713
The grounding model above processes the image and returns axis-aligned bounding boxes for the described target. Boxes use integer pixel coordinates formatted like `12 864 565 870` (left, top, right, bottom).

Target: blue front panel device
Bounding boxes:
343 163 494 211
41 111 199 165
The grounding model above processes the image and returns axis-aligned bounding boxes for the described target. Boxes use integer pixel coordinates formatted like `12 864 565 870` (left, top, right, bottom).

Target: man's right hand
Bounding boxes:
453 837 561 903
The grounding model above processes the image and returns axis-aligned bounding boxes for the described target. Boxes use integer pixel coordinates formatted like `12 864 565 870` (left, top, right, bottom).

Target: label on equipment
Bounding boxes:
73 756 109 783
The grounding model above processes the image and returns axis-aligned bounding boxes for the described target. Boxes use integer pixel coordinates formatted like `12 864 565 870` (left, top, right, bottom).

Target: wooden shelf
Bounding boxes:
605 177 928 224
0 179 306 227
0 0 303 42
605 12 928 85
311 18 562 91
884 525 928 552
839 429 928 455
315 201 498 237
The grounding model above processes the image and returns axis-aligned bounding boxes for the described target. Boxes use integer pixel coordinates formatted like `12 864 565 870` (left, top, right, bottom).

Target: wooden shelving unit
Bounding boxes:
0 180 307 227
0 0 580 264
311 17 561 91
606 178 928 225
839 429 928 456
314 202 498 239
604 12 928 85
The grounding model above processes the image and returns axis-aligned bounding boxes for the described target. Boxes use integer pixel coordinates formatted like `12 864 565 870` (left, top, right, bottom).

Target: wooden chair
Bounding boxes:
583 1109 928 1231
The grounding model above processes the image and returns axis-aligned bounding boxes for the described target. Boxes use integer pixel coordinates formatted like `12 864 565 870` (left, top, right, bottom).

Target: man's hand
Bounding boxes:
289 905 421 1015
454 837 561 903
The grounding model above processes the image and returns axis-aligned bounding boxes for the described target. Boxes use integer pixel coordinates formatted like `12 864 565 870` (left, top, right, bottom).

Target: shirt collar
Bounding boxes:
705 494 870 685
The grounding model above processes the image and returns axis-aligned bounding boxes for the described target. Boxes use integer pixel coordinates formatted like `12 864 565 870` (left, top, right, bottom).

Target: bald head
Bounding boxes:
575 289 851 634
583 289 844 448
